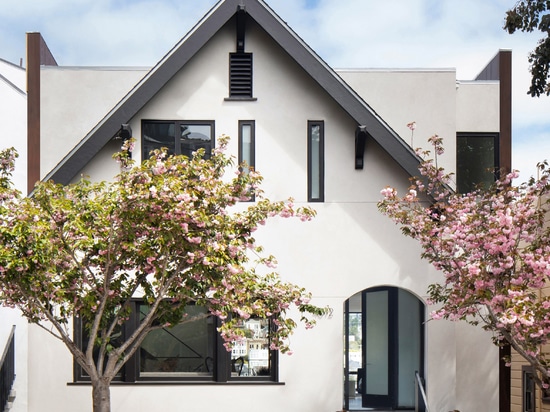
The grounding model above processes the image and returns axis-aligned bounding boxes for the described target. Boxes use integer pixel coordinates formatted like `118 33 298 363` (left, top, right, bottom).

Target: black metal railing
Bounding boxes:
0 326 15 412
415 371 429 412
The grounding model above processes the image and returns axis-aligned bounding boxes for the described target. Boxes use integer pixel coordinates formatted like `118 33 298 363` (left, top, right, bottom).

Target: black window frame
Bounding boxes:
523 366 536 412
456 132 499 194
73 300 279 384
141 120 215 161
238 120 256 202
308 120 325 202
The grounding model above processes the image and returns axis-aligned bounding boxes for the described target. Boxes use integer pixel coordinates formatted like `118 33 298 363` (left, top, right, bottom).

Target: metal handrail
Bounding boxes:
415 371 430 412
0 326 16 412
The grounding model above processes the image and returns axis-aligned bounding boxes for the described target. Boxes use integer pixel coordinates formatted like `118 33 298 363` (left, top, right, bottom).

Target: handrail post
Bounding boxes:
415 371 429 412
415 372 419 412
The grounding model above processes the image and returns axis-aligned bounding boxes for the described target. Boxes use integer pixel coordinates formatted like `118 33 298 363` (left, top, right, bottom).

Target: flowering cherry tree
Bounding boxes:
379 134 550 393
0 137 328 412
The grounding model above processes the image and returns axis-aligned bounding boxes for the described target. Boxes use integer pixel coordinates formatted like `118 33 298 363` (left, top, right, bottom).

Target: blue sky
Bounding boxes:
1 0 549 182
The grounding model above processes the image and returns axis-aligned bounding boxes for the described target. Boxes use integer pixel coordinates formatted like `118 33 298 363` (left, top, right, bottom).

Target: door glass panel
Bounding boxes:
397 289 421 406
365 290 389 395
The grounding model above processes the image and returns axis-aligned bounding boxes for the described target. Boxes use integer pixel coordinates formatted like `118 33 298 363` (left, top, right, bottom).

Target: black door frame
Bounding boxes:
345 286 425 410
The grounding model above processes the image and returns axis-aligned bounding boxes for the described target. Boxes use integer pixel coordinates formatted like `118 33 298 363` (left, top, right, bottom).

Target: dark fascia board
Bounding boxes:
44 0 420 185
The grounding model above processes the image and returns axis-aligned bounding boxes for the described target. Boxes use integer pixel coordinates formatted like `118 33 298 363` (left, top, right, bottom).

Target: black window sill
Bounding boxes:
224 97 257 101
69 380 284 386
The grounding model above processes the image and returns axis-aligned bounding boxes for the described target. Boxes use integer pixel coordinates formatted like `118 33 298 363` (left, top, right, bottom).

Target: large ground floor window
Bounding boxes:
74 301 277 383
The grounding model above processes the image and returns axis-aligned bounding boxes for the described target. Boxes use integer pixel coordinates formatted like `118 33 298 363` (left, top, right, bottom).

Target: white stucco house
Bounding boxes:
3 0 514 411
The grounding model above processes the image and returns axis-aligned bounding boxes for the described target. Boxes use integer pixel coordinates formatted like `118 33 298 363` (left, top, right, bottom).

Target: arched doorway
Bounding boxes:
344 287 425 410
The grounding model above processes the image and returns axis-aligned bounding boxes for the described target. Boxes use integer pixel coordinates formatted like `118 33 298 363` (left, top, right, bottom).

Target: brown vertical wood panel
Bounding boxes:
26 33 41 195
499 50 512 176
499 49 513 412
26 33 57 194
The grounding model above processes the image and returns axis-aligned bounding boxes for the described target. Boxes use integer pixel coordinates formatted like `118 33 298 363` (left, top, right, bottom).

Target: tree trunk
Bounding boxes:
92 378 111 412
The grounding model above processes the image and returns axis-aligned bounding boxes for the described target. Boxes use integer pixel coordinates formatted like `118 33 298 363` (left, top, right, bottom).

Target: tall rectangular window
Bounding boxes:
308 121 324 202
239 120 255 202
456 132 499 193
238 120 255 175
142 120 214 160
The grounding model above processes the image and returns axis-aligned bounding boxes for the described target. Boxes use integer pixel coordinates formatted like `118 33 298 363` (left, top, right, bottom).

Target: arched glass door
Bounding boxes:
344 287 424 410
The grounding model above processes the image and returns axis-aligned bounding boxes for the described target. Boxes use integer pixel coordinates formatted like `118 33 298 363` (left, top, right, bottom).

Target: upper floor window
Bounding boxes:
239 120 255 201
456 132 499 193
142 120 214 160
308 121 324 202
74 301 278 383
238 120 255 173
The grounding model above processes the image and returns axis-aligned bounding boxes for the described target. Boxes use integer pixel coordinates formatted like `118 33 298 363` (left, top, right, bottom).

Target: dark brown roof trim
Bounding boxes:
44 0 420 185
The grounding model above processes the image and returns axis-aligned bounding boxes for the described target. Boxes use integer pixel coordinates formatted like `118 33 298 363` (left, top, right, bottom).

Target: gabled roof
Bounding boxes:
43 0 420 185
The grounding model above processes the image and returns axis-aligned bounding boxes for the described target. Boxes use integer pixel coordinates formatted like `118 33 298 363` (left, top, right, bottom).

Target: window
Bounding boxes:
229 53 253 98
523 366 535 412
239 120 255 201
74 301 278 383
142 120 214 160
308 121 324 202
238 120 255 173
456 132 499 193
138 304 215 380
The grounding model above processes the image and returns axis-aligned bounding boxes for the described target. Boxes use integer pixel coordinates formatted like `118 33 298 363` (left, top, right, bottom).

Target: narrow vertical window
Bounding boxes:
308 121 324 202
239 120 255 201
523 366 535 412
239 121 255 173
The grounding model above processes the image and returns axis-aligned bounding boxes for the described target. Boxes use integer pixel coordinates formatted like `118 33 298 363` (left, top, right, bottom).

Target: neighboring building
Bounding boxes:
0 57 28 412
510 200 550 412
18 0 512 411
511 308 550 412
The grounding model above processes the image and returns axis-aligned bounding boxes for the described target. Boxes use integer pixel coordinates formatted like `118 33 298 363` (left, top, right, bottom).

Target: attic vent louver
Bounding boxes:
228 5 253 99
229 52 253 98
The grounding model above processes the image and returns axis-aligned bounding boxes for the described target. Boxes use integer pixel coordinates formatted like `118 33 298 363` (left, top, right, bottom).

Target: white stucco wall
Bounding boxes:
0 58 29 412
40 67 148 179
338 68 458 176
32 17 501 412
456 80 500 132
